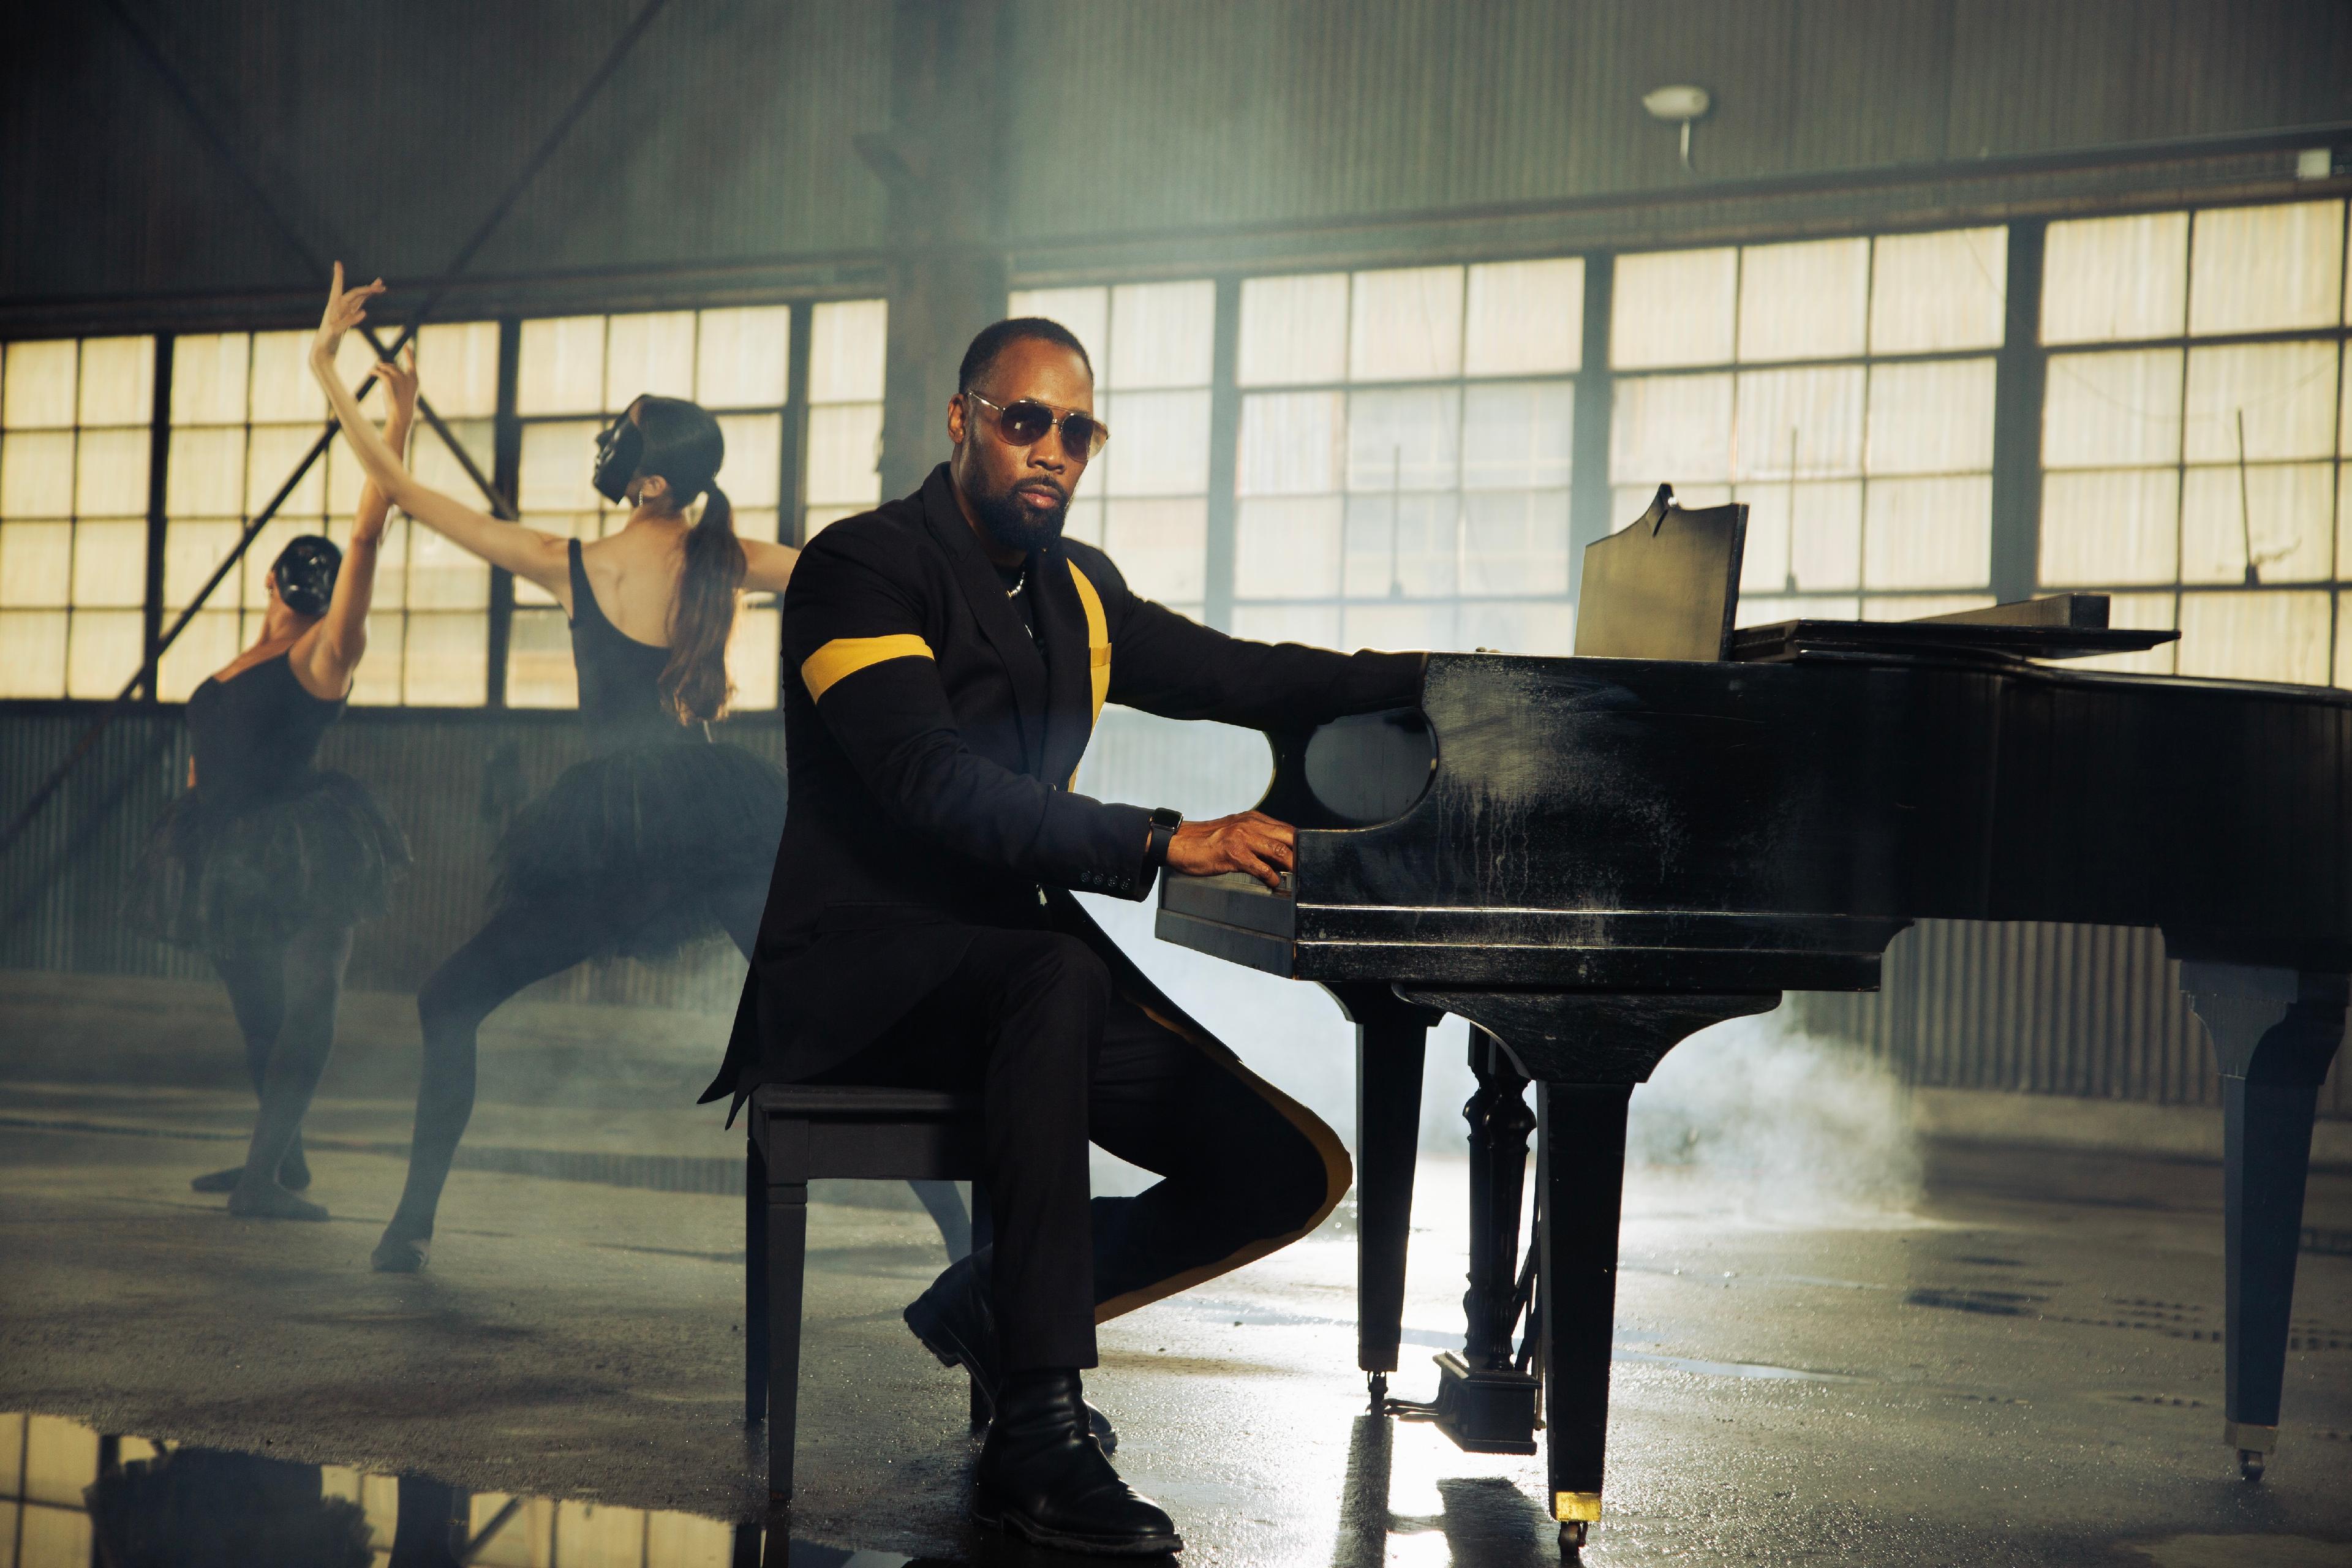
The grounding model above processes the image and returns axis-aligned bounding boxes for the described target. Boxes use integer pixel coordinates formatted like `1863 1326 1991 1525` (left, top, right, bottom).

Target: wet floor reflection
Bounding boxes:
1330 1414 1558 1568
0 1412 1170 1568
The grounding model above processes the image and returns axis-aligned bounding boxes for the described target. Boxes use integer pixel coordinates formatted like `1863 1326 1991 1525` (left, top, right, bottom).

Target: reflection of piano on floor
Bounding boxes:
1158 485 2350 1551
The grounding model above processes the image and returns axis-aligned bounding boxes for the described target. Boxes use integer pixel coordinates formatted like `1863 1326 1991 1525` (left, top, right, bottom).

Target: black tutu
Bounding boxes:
492 739 787 959
127 771 411 956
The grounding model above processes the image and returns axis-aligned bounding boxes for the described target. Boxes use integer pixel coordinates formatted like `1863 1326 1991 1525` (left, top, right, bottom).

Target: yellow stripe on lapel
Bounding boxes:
799 634 933 701
1066 560 1113 789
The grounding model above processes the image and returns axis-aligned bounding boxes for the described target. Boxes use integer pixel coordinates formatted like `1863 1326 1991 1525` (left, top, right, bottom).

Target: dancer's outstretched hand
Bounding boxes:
312 261 385 367
368 345 419 424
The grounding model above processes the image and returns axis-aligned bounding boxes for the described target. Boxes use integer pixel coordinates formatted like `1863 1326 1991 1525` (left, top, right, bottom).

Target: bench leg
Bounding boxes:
745 1137 768 1425
766 1172 809 1512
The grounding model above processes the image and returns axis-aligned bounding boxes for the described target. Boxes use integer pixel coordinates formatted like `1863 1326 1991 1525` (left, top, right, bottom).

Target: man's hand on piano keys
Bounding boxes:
1166 810 1295 891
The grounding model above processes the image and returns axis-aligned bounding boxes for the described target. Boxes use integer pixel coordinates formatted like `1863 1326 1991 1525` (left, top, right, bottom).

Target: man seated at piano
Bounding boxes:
703 317 1424 1556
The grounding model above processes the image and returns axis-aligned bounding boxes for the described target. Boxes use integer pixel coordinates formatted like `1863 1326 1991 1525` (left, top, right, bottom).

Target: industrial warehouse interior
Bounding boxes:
2 4 2350 1565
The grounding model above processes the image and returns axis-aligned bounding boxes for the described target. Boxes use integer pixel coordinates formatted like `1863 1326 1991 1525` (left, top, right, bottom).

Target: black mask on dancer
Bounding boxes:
271 535 342 617
592 407 646 503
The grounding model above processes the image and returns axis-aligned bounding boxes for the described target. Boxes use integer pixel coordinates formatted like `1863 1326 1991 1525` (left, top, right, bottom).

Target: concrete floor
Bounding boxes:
2 975 2350 1566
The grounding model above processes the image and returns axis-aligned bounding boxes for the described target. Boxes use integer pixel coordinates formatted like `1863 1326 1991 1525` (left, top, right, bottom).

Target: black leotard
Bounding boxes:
128 651 407 954
488 540 786 956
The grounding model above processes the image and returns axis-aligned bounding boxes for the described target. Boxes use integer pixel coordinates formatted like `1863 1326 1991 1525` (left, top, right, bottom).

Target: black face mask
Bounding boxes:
271 535 342 617
592 409 643 503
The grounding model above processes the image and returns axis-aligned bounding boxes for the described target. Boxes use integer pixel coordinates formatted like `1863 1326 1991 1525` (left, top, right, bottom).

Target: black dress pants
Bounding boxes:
808 923 1351 1370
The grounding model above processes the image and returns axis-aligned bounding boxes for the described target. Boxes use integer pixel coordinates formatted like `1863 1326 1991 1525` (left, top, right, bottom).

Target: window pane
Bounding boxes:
728 603 781 710
244 424 325 517
605 311 697 408
353 515 408 608
1611 372 1733 485
1464 258 1582 377
1060 496 1104 551
247 331 320 423
1865 358 1996 475
1347 387 1461 492
1099 389 1208 497
1461 598 1575 657
1344 600 1453 653
72 519 147 606
1235 496 1341 597
1238 274 1348 386
1736 480 1863 594
809 300 888 402
1736 238 1868 363
1863 593 1996 622
166 427 246 516
3 339 78 428
2038 470 2179 586
404 611 488 704
734 507 779 546
1862 475 1991 590
1461 381 1573 491
0 609 67 694
0 520 72 604
716 413 783 509
805 402 883 506
67 608 141 696
1110 281 1215 389
347 613 404 705
2182 341 2337 463
518 317 607 415
1733 366 1866 480
2177 589 2330 684
1343 492 1457 597
1870 228 2005 353
1 430 75 516
408 524 489 609
1612 249 1736 369
2043 349 2183 468
162 519 240 610
1461 489 1570 595
2180 462 2333 583
84 425 156 520
1009 288 1109 371
1351 266 1464 382
1238 391 1342 496
2189 200 2345 337
694 307 791 409
170 333 251 425
2043 213 2188 344
410 418 495 505
1233 601 1341 647
78 337 154 425
519 420 601 512
1101 497 1207 603
505 605 577 708
1735 593 1861 628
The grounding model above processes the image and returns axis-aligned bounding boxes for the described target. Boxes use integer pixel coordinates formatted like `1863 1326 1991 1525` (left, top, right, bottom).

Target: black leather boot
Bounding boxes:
903 1251 1118 1452
972 1370 1180 1556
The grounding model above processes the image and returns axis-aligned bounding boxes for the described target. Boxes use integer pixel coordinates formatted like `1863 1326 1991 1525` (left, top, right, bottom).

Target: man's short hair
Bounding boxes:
959 317 1093 394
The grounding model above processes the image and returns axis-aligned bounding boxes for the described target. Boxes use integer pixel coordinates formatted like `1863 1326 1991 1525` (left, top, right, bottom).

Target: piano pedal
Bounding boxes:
2237 1449 2266 1482
1560 1520 1588 1555
1367 1372 1387 1412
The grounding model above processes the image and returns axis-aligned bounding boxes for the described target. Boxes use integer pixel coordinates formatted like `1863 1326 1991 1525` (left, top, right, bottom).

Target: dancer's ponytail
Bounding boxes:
663 483 745 723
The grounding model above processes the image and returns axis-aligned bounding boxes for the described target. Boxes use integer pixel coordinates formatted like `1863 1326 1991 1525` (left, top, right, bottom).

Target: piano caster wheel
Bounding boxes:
1368 1373 1389 1413
1559 1520 1588 1555
2238 1449 2266 1482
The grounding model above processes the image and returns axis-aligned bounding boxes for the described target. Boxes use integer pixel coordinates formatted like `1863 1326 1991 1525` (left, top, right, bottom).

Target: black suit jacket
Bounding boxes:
703 464 1423 1109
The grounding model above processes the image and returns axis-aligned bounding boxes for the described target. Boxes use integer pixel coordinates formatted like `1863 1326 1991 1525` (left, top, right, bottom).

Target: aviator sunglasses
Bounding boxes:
963 389 1111 459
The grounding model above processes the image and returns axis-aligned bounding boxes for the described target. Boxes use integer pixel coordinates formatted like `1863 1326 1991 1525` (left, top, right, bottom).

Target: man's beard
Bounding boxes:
968 476 1070 556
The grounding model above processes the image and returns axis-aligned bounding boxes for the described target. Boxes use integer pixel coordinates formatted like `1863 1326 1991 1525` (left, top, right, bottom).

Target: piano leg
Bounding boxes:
1537 1080 1634 1552
2179 964 2348 1479
1326 984 1443 1409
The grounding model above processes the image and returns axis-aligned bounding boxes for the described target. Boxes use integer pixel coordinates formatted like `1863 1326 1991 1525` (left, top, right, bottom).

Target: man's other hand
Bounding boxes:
1166 811 1295 891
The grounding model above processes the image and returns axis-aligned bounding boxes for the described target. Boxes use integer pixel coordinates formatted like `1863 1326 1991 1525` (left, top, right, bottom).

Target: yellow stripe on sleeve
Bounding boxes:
799 635 934 701
1066 560 1112 727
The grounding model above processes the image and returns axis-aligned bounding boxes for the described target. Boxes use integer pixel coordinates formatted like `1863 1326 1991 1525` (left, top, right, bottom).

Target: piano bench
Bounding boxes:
743 1083 987 1513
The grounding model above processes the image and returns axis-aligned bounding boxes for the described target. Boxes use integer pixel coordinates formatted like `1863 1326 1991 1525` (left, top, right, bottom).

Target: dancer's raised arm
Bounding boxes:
290 345 415 699
741 535 799 594
308 265 571 599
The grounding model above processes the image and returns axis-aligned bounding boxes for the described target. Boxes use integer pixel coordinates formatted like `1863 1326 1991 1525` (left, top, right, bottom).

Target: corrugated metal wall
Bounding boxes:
2 704 2344 1118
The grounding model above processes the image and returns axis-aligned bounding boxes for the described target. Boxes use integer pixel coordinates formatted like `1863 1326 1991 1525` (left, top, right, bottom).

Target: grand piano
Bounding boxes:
1155 489 2350 1553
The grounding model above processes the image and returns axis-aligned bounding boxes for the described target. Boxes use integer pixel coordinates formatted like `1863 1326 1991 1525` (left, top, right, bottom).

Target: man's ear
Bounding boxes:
946 391 968 449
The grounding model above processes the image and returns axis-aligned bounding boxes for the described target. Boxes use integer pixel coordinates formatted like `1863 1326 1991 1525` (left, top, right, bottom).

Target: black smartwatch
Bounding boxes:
1144 807 1182 870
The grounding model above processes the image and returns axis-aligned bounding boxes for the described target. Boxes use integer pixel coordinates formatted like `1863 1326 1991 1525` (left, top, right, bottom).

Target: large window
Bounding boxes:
0 336 154 698
2038 200 2349 684
1008 281 1216 619
1232 260 1583 653
800 298 889 537
1609 229 2008 628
